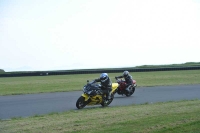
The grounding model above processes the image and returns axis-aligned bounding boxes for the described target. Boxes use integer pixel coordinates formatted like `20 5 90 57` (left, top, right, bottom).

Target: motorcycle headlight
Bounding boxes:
87 90 92 95
88 90 97 96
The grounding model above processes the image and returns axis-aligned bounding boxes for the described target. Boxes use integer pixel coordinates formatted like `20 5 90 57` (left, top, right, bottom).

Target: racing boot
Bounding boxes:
102 96 106 102
106 91 112 100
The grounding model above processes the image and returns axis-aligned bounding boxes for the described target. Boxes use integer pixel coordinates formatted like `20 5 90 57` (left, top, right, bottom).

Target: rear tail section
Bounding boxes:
111 83 118 94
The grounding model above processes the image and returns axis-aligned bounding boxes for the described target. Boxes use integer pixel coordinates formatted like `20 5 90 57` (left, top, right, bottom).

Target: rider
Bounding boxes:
115 71 133 93
93 73 112 100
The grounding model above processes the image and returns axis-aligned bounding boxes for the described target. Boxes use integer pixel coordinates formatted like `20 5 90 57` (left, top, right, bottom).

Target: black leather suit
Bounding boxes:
115 75 133 87
94 77 112 99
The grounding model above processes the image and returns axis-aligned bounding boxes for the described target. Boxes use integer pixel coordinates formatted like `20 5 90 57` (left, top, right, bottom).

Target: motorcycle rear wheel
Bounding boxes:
76 96 87 109
101 94 114 106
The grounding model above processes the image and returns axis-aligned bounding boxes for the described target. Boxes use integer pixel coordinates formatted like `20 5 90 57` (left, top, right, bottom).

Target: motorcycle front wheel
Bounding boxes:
131 87 135 94
126 87 135 96
76 96 87 109
125 91 131 97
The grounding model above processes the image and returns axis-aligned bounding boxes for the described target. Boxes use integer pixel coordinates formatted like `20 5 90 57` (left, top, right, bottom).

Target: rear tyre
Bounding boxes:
106 93 114 105
101 94 114 107
76 96 87 109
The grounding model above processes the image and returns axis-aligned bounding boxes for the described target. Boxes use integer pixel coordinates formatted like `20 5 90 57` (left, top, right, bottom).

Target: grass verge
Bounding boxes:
0 70 200 96
0 99 199 133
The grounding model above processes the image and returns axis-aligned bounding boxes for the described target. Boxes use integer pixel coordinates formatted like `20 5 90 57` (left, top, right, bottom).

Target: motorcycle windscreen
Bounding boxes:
132 80 136 84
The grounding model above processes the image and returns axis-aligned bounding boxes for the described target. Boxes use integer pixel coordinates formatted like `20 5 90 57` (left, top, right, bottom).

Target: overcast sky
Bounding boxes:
1 0 200 72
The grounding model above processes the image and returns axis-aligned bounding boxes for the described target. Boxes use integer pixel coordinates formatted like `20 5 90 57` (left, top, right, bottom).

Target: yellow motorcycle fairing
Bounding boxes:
81 83 118 106
82 93 103 105
82 93 90 101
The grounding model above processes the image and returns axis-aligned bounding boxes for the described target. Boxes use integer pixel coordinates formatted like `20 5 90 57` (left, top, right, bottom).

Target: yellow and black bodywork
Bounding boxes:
76 82 118 109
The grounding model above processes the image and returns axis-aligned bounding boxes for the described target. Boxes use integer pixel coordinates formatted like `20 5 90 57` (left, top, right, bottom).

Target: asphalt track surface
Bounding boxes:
0 85 200 120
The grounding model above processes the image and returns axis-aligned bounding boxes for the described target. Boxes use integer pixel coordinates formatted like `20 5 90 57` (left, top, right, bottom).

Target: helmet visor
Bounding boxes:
100 76 108 82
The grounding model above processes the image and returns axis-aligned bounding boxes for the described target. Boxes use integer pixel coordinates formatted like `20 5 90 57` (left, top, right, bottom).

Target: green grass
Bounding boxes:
0 100 199 133
0 70 200 95
0 70 200 132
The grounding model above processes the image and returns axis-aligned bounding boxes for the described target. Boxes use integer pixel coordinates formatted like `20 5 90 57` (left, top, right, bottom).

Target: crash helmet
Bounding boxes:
123 71 129 78
100 73 109 82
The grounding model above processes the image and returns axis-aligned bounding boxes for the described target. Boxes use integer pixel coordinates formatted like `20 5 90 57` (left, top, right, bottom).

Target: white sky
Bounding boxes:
1 0 200 72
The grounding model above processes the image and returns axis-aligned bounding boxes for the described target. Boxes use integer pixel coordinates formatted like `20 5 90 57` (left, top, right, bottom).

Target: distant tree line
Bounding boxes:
1 62 200 77
0 66 200 77
0 69 5 73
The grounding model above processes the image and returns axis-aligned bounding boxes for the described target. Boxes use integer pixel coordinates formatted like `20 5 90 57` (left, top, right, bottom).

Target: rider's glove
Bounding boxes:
91 80 96 84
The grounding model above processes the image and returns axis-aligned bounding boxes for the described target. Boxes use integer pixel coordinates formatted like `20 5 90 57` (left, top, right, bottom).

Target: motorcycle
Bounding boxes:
76 80 118 109
114 78 137 97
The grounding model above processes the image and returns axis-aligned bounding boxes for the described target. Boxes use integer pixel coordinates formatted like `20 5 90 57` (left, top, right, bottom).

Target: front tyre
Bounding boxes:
129 86 136 96
76 96 87 109
126 86 136 97
125 91 131 97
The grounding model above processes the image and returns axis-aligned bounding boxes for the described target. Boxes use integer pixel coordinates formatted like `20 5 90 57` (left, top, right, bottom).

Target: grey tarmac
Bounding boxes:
0 84 200 120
